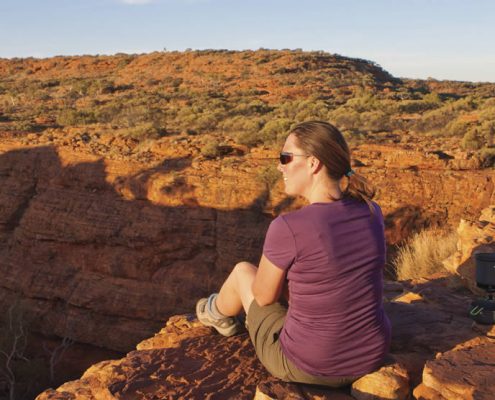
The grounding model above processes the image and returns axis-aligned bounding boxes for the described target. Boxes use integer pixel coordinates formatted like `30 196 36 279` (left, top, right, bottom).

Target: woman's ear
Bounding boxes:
308 156 322 174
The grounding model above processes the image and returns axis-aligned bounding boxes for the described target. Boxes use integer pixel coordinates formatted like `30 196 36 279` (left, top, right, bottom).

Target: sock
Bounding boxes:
207 293 228 320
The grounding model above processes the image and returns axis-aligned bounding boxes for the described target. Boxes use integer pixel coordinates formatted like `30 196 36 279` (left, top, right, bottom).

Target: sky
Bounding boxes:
1 0 495 82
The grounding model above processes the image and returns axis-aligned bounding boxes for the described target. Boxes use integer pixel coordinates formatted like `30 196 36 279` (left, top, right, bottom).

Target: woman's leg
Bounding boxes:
215 261 257 317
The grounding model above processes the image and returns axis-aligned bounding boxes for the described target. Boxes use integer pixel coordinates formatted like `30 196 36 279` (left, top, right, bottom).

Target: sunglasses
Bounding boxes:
279 152 309 165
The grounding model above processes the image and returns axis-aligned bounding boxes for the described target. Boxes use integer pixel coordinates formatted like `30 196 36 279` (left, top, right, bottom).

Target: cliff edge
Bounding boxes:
36 279 495 400
36 208 495 399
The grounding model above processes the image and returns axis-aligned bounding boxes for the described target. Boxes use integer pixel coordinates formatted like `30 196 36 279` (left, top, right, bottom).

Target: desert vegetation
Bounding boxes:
0 49 494 166
392 227 458 280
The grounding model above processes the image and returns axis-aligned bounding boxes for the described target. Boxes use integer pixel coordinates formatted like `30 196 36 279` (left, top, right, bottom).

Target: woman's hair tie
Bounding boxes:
345 169 355 178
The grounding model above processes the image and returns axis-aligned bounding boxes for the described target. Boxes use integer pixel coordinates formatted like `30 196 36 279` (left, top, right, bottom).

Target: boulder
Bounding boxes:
351 361 409 400
419 340 495 400
443 206 495 293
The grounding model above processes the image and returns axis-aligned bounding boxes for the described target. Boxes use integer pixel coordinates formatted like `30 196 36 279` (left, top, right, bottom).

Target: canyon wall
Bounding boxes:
0 138 493 351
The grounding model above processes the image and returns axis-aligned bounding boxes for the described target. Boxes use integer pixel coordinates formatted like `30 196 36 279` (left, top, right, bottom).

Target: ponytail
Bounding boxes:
343 171 376 213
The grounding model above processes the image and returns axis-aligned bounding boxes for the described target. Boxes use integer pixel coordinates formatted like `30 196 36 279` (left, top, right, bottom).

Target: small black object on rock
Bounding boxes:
469 253 495 325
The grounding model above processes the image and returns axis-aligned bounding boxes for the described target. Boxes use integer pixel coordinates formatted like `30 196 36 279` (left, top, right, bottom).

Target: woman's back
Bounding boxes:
196 121 391 386
263 198 391 377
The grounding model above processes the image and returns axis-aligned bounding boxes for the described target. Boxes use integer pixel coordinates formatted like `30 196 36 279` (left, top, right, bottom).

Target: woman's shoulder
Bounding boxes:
280 198 383 224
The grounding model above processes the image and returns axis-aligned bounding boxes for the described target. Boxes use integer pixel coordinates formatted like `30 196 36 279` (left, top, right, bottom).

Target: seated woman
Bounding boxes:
196 120 391 387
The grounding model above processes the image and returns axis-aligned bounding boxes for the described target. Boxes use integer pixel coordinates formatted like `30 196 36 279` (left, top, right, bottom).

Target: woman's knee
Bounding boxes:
234 261 257 275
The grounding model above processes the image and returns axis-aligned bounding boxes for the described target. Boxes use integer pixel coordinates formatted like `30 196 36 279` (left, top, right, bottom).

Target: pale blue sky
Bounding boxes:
1 0 494 82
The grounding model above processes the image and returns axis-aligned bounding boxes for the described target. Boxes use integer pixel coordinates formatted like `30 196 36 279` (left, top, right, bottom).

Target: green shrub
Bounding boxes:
275 99 329 121
234 130 264 147
223 117 266 147
293 100 330 122
257 164 280 187
95 99 166 129
345 93 379 112
480 121 494 145
397 99 440 113
232 99 273 116
13 120 36 131
444 119 472 137
478 106 495 123
328 107 361 131
195 113 219 132
88 79 116 95
119 123 162 141
422 92 442 105
57 108 96 126
479 147 495 167
342 129 368 145
461 128 484 150
71 79 92 96
361 110 390 132
448 96 479 112
200 139 221 158
414 107 456 134
95 102 123 124
260 118 292 142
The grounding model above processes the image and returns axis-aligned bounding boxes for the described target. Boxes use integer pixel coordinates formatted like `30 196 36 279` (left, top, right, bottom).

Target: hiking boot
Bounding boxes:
196 297 242 337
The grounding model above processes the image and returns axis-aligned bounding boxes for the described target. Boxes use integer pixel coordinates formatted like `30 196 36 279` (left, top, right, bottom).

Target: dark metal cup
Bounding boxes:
474 252 495 293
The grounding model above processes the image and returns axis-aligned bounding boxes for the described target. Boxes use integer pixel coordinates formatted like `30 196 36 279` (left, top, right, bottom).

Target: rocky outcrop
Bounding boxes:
0 143 272 351
415 339 495 400
0 140 493 353
352 145 494 245
443 205 495 293
350 361 410 400
36 277 495 399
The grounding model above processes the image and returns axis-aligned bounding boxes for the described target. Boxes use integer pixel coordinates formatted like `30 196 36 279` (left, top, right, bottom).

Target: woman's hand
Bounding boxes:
252 254 287 307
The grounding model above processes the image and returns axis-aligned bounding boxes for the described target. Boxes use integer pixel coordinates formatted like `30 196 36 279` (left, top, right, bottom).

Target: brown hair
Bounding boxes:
289 120 376 208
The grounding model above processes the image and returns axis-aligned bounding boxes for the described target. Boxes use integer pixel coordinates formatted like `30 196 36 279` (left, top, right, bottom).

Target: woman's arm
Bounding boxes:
252 254 287 307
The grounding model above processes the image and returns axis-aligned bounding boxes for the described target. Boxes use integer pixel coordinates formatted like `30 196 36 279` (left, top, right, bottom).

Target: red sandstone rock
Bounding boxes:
136 315 212 350
351 361 410 400
443 206 495 293
36 276 495 400
37 315 273 400
255 382 355 399
413 383 444 400
420 341 495 400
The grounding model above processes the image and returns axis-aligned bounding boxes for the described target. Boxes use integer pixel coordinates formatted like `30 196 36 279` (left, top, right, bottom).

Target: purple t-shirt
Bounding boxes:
263 198 391 377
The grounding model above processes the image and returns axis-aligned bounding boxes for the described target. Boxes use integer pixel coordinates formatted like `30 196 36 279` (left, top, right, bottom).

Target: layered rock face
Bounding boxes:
0 142 271 351
351 144 494 244
0 139 493 353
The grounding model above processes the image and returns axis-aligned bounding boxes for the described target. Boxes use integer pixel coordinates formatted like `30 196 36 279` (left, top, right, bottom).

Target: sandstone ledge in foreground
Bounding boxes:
37 276 495 399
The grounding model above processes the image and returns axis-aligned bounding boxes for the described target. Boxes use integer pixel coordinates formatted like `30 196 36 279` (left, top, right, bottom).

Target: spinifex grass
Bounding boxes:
393 228 458 280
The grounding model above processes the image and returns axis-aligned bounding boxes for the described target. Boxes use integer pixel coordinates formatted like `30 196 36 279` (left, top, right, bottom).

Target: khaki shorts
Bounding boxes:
247 300 361 387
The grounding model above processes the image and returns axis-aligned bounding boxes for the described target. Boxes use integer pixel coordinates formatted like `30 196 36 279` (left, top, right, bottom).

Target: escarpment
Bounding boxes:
0 138 493 352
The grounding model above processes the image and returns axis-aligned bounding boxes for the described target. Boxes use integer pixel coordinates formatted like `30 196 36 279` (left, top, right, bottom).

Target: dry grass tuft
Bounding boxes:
392 227 458 281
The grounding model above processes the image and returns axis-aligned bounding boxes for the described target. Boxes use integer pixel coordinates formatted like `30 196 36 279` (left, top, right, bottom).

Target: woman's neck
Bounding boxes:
305 178 343 204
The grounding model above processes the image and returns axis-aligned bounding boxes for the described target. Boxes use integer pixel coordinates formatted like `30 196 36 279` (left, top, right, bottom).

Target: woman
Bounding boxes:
196 121 391 387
